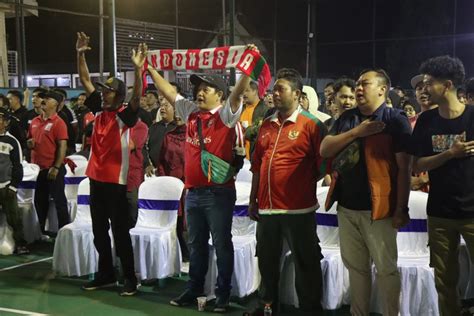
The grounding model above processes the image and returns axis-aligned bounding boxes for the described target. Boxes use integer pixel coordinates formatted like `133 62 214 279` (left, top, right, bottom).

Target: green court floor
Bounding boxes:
0 242 360 316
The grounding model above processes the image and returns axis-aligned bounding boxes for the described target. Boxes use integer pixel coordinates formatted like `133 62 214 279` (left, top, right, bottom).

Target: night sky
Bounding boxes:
6 0 474 89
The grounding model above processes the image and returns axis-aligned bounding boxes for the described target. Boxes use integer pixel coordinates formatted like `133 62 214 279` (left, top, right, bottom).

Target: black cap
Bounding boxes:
53 88 67 100
0 107 10 119
97 77 126 97
190 74 227 95
38 90 64 105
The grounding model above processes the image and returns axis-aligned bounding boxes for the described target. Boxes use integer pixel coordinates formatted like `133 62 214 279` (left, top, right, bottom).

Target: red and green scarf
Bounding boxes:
145 45 271 98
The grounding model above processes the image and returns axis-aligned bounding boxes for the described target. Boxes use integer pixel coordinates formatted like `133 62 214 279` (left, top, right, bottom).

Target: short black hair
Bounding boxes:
32 87 47 94
325 82 334 89
359 68 391 90
457 87 466 96
419 55 465 87
465 78 474 96
248 81 258 91
7 90 23 103
146 90 158 98
275 68 303 91
79 92 87 97
169 82 182 94
333 77 356 94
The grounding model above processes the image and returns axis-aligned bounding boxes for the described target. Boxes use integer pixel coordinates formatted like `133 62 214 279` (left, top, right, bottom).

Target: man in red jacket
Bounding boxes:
246 68 327 316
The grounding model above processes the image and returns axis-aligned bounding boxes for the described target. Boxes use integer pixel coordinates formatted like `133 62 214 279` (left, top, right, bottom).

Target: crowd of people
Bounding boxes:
0 31 473 316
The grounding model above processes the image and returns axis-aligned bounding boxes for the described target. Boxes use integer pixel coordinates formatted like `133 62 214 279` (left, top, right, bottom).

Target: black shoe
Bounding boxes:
14 246 29 255
170 290 202 307
119 279 138 296
82 275 117 291
213 294 230 313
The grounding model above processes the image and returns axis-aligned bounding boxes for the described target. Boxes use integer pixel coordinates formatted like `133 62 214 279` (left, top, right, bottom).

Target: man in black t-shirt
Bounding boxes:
410 55 474 316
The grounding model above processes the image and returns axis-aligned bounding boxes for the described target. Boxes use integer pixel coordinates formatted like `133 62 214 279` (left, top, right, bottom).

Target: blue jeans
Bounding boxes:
185 186 236 298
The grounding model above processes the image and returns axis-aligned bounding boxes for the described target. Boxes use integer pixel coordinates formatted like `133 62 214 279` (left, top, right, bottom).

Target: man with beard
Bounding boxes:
245 68 326 316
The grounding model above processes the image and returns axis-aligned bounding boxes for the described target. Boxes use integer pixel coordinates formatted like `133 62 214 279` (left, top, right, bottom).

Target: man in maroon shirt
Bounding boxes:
147 45 258 312
76 32 147 296
27 90 69 235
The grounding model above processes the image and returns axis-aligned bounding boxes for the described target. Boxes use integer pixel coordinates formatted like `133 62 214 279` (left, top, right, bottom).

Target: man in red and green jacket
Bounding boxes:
246 68 327 316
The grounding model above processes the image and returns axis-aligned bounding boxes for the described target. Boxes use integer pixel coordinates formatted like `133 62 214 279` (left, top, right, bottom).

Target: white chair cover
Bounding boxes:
316 186 340 247
279 247 348 310
130 176 184 280
0 213 15 255
397 190 429 256
235 160 252 183
17 162 42 243
45 156 87 232
53 178 107 276
17 162 40 203
64 155 88 221
204 181 260 298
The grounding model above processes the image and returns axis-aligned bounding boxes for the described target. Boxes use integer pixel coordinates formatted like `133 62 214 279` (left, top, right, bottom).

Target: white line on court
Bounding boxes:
0 256 53 272
0 307 49 315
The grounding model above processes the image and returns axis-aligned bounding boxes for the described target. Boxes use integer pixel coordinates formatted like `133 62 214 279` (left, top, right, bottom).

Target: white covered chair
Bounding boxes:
129 176 184 280
46 155 88 232
17 162 42 243
64 155 88 221
53 178 105 276
204 181 260 298
235 160 252 183
0 213 15 255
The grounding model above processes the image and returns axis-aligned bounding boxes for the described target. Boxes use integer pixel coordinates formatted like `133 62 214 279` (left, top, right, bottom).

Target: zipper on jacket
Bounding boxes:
267 121 286 210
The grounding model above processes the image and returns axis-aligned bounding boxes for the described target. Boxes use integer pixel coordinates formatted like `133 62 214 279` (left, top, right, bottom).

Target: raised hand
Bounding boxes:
131 43 148 69
246 43 259 54
76 32 91 53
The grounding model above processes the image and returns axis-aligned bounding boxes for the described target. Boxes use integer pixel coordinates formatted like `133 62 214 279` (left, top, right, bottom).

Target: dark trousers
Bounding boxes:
126 189 138 229
256 212 323 313
34 167 70 233
0 187 26 245
90 179 136 281
185 186 236 298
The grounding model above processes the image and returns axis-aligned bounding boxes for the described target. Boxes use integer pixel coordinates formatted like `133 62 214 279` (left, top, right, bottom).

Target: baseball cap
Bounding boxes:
97 77 126 97
38 90 64 105
410 74 424 89
190 74 227 95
